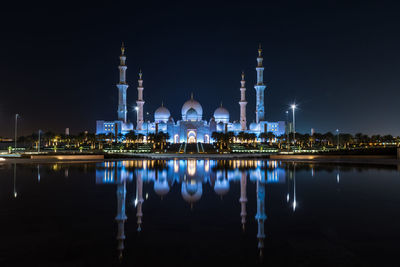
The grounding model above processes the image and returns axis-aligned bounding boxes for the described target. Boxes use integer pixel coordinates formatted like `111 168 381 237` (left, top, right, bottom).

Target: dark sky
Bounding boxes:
1 1 399 137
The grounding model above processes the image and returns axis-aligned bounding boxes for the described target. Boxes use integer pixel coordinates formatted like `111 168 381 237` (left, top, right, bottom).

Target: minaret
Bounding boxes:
115 170 127 260
136 70 145 130
255 178 267 257
239 171 247 231
239 72 247 131
136 172 144 231
117 43 128 123
254 44 266 123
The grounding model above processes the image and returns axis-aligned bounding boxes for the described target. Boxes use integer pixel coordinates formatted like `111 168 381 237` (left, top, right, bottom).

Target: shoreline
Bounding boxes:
0 153 399 166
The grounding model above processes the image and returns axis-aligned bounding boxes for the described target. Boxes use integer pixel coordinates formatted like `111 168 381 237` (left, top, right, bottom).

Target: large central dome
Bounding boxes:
181 94 203 121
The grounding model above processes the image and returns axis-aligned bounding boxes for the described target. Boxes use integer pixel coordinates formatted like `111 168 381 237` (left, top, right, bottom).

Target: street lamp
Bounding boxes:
38 130 42 153
285 110 289 149
291 104 296 145
14 114 19 152
336 129 339 149
146 112 150 136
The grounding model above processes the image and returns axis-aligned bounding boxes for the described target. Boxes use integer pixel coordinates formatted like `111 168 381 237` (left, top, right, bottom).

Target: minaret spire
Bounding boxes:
239 71 247 131
136 69 145 130
117 43 129 123
121 42 125 55
254 44 266 123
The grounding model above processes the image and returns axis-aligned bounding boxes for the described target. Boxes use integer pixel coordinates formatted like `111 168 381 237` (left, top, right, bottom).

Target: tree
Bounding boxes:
96 134 107 149
237 131 246 143
106 133 114 145
125 131 137 145
211 132 224 150
266 132 275 146
259 132 268 144
117 133 124 143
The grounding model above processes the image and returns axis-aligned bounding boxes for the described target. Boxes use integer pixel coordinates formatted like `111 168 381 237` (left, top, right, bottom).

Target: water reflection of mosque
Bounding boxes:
95 159 291 260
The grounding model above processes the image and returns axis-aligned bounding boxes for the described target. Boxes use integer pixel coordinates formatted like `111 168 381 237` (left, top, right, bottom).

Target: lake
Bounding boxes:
0 159 399 266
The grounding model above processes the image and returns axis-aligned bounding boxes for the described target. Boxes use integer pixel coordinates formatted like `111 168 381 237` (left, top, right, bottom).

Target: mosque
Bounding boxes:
95 159 284 258
96 44 286 142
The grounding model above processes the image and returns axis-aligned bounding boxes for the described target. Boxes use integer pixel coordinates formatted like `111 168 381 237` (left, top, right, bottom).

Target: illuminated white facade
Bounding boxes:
96 45 285 141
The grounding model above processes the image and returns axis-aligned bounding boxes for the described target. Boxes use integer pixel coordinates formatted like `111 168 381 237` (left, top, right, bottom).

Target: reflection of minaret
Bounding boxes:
115 171 127 260
13 163 17 198
255 179 266 257
136 70 145 130
239 72 247 131
136 173 144 231
254 44 266 123
239 172 247 231
117 43 129 123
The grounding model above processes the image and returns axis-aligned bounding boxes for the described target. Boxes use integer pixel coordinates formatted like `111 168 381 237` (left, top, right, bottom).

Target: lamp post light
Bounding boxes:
146 112 150 137
14 114 19 152
285 110 289 150
291 104 296 145
336 129 339 149
38 129 42 153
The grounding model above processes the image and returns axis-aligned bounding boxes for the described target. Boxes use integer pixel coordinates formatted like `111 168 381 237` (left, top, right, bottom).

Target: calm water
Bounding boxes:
0 160 399 266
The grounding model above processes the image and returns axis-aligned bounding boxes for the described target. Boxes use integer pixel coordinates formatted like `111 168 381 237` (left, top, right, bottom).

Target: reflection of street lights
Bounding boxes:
291 104 296 145
293 163 297 212
14 114 19 151
13 163 17 198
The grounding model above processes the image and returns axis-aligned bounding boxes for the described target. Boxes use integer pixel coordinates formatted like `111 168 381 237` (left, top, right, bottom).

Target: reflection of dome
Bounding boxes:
214 179 230 196
154 179 170 196
181 181 202 203
182 95 203 120
154 105 171 123
214 105 229 123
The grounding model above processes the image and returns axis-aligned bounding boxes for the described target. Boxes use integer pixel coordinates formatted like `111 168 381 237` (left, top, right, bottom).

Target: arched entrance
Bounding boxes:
174 134 179 143
204 134 210 144
187 130 197 143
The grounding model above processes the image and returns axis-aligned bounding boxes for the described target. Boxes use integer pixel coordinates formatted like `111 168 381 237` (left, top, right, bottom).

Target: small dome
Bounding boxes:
249 122 259 131
232 122 241 131
214 179 230 196
154 105 171 123
154 179 170 196
182 95 203 120
214 105 229 123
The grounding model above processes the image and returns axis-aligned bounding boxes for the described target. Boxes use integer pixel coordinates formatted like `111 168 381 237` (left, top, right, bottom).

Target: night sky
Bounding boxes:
1 1 399 137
